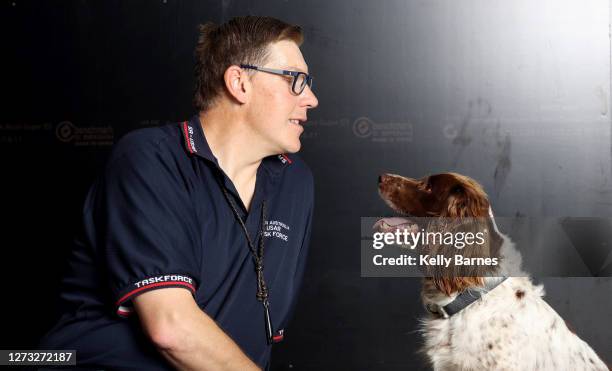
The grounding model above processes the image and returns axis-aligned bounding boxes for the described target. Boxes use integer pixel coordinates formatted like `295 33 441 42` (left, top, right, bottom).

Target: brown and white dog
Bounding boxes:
377 172 608 371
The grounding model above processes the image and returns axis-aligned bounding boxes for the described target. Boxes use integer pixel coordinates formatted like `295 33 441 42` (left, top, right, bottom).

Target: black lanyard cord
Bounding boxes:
220 186 274 344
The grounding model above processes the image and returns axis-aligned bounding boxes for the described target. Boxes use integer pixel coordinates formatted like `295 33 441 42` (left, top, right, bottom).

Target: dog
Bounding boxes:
377 172 609 371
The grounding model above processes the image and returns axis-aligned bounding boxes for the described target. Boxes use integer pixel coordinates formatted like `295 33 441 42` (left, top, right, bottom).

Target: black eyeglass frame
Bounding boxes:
240 64 313 95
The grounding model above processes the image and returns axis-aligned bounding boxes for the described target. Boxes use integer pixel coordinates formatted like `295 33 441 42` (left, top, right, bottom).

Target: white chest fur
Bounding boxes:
419 236 608 370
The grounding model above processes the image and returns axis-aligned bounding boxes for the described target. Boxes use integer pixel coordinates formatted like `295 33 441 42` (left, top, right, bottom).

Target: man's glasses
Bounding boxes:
240 64 313 95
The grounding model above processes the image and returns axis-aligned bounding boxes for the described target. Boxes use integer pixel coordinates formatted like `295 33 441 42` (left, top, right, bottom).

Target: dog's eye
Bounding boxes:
451 185 463 194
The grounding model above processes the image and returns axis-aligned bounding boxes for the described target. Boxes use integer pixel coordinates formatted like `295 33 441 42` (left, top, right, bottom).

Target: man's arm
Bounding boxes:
133 288 260 371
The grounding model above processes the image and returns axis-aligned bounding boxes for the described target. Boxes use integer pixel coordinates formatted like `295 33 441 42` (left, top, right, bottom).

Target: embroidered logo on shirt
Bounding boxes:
263 220 290 242
182 121 198 153
277 154 292 164
134 274 194 288
116 274 196 318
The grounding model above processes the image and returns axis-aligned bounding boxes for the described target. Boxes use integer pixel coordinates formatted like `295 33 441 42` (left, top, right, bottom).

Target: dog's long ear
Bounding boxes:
423 176 504 295
421 217 495 295
447 184 505 262
445 183 489 218
425 207 503 295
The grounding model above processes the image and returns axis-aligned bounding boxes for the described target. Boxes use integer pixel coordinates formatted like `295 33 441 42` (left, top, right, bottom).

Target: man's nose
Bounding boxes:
301 85 319 109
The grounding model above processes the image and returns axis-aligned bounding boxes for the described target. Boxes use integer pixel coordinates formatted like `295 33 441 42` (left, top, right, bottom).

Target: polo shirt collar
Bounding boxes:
181 114 292 177
181 115 218 164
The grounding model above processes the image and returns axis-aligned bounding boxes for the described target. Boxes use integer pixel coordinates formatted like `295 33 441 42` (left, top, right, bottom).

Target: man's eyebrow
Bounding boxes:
282 65 309 73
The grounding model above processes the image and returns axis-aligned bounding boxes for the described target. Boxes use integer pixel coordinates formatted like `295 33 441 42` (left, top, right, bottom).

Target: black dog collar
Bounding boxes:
426 277 508 318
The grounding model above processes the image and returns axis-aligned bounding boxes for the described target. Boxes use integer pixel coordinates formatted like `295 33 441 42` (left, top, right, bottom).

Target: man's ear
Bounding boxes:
223 65 249 104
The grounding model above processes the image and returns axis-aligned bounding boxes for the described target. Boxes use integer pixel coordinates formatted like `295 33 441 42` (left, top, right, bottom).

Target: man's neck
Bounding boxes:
198 108 267 209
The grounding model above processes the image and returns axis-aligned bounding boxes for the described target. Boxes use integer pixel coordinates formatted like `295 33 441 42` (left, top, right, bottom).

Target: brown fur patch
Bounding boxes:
432 276 485 296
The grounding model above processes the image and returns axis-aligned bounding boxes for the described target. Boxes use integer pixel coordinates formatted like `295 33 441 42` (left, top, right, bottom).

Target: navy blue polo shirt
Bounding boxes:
39 115 314 370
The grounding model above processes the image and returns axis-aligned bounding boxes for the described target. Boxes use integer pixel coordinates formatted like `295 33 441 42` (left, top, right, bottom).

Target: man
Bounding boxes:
39 16 318 370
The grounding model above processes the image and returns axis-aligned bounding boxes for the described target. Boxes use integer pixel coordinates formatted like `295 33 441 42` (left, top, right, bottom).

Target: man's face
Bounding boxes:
247 40 319 154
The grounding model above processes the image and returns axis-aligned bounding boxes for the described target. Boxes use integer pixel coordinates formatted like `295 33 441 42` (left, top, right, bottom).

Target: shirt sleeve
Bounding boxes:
89 133 202 317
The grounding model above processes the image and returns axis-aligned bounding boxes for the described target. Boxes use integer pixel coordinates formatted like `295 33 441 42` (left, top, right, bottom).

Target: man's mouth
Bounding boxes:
288 118 305 126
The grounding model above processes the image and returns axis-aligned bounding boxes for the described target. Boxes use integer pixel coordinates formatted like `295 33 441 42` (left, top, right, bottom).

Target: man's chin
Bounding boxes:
282 140 302 154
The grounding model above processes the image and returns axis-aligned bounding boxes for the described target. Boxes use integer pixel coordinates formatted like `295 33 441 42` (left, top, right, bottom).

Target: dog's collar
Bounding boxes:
425 277 508 318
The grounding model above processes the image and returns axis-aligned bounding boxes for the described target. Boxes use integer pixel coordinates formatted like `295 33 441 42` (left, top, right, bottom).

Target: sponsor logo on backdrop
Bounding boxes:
55 121 76 142
352 116 413 143
55 121 114 146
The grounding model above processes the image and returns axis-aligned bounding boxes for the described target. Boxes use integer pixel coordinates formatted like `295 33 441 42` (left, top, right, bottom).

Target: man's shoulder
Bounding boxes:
108 123 184 163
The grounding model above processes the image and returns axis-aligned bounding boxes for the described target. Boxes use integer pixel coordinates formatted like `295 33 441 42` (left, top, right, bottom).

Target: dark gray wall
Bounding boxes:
2 1 611 370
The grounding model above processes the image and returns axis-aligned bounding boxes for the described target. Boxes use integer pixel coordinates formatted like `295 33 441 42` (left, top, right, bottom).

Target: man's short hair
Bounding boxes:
193 16 304 112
